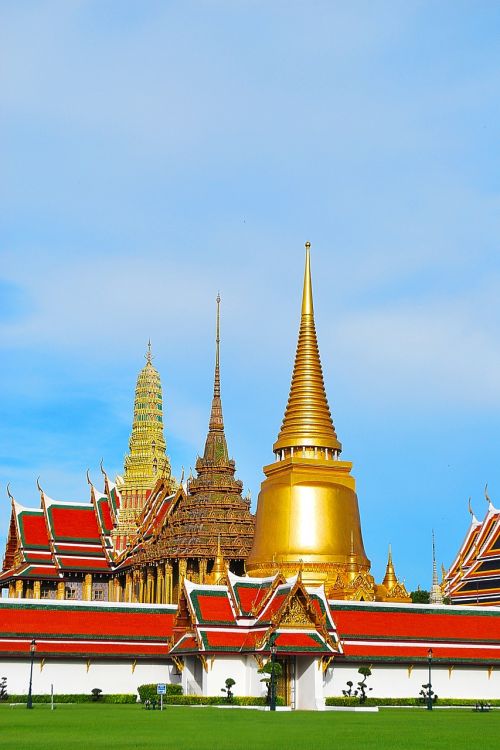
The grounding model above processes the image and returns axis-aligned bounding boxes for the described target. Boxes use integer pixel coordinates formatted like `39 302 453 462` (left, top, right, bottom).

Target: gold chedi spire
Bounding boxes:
274 242 341 454
376 545 411 603
382 545 397 589
247 243 373 597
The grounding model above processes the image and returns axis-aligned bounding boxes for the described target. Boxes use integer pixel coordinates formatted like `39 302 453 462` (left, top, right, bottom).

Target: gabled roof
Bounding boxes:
228 571 281 616
446 500 500 605
171 574 342 656
41 491 112 574
330 599 500 664
0 599 176 658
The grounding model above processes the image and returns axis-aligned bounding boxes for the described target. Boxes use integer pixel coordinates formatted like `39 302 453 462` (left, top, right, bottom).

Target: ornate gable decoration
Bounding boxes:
277 591 315 629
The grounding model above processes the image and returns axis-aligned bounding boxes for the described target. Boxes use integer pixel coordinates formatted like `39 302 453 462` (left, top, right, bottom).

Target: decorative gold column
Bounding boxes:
156 565 164 603
138 570 145 603
15 579 23 598
178 559 187 601
33 580 41 599
8 582 15 598
83 574 93 601
199 559 207 585
147 568 155 603
113 578 122 602
56 581 65 600
125 572 132 602
165 563 173 604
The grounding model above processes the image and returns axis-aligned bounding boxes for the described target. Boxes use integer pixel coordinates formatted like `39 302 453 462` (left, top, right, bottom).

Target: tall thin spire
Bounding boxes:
430 530 444 604
146 339 152 364
273 242 341 454
208 294 224 433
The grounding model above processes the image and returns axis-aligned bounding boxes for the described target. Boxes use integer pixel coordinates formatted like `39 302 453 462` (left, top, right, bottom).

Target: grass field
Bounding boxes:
1 704 498 750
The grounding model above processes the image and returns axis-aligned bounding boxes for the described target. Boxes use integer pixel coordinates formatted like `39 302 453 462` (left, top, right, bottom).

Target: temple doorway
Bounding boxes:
276 657 295 708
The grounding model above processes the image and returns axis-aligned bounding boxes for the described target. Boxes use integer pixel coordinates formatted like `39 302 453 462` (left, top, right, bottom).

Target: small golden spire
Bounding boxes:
273 243 341 453
382 544 397 589
146 339 153 364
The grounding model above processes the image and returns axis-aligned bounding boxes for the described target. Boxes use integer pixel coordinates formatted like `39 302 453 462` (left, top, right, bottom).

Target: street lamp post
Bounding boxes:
427 648 433 711
270 641 277 712
27 639 36 709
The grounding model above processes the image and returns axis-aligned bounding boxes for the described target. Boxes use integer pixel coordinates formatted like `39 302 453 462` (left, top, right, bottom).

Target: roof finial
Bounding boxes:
146 339 153 364
485 483 494 510
468 496 478 524
36 476 43 495
6 483 14 502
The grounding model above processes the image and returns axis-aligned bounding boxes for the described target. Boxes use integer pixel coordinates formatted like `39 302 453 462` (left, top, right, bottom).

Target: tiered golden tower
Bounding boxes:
247 244 408 601
113 343 175 551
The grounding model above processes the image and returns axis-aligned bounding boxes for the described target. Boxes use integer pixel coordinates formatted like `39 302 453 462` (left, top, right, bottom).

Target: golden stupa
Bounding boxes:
247 243 409 602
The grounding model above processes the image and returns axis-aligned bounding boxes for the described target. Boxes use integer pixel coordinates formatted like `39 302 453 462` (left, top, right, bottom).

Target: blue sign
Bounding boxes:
157 683 167 695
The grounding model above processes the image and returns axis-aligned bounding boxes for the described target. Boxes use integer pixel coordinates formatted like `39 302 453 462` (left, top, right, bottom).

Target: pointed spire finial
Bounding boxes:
215 294 221 399
302 242 313 317
207 294 225 435
430 530 444 604
273 243 341 453
382 543 397 589
432 530 438 585
146 339 153 364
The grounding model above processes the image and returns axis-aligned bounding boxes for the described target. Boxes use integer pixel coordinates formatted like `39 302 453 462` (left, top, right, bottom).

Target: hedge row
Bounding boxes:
325 697 500 707
159 695 285 706
137 684 183 702
7 694 137 704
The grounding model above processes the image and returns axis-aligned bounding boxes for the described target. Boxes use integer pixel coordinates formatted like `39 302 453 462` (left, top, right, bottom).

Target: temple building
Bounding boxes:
445 490 500 606
0 243 499 706
1 299 254 604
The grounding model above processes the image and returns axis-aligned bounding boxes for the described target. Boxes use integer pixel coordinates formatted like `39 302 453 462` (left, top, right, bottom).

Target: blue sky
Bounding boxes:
1 1 500 590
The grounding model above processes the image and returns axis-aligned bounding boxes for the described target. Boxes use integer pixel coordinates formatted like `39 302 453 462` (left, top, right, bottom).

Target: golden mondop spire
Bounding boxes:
274 242 341 454
121 343 172 491
246 244 374 598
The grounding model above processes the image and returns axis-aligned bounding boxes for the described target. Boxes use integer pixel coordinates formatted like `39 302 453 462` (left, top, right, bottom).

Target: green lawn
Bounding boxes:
0 704 498 750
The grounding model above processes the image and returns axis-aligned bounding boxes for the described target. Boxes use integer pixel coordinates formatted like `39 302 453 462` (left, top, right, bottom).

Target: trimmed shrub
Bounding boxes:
325 697 500 707
137 683 183 703
162 695 284 706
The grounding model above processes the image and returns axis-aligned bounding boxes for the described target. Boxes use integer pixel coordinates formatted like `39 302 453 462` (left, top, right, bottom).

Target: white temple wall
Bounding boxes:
295 656 324 710
202 655 257 698
324 663 500 700
0 658 178 697
1 656 498 702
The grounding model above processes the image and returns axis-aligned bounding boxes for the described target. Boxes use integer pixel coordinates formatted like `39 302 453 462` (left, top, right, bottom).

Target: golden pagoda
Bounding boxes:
247 243 409 602
112 343 175 551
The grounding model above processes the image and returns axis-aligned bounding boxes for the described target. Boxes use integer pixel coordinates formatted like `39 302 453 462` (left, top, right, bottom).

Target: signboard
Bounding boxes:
157 683 167 695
